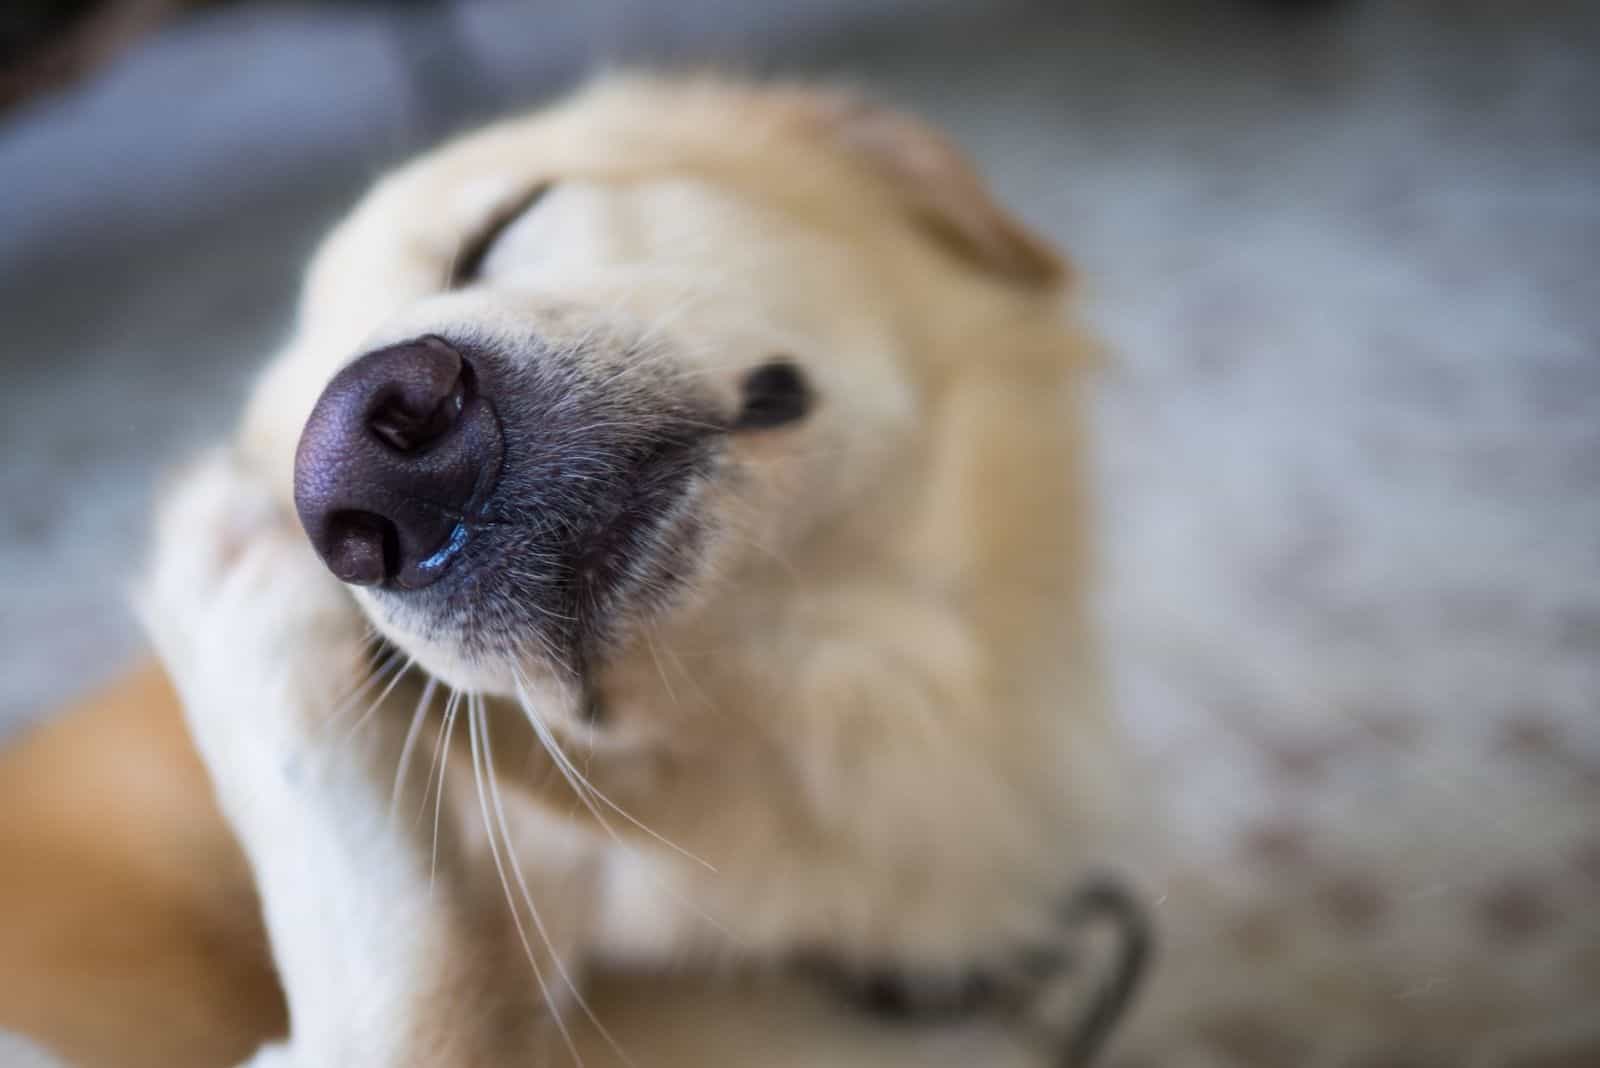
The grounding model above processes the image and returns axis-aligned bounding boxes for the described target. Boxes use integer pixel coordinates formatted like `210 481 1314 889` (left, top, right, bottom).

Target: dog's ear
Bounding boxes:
780 88 1068 288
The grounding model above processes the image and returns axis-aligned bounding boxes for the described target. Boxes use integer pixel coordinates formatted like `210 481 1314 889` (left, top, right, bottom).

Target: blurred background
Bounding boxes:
2 0 1594 731
2 1 1599 1062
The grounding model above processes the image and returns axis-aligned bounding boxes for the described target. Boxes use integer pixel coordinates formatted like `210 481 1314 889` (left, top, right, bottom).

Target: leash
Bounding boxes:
1052 875 1154 1067
812 871 1155 1065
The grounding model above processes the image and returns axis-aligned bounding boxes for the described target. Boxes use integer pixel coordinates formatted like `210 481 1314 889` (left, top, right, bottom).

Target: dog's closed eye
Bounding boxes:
449 183 554 288
735 359 812 431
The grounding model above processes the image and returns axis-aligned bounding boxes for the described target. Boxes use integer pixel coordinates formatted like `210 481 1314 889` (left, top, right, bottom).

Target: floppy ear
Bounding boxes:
781 88 1069 288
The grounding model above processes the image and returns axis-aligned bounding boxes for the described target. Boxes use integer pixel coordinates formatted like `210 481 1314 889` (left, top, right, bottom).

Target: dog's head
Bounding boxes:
241 76 1073 727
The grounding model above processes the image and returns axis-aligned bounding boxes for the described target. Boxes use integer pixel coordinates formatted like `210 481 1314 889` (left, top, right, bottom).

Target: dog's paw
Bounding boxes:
136 448 367 762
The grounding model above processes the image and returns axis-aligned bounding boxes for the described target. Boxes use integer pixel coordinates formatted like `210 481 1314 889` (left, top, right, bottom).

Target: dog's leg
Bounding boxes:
139 452 593 1068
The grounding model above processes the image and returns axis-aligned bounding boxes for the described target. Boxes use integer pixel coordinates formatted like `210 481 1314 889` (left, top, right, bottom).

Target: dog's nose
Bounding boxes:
293 337 503 589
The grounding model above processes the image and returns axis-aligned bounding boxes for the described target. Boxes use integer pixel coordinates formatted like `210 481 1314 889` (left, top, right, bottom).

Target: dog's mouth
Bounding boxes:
561 432 708 599
293 335 722 681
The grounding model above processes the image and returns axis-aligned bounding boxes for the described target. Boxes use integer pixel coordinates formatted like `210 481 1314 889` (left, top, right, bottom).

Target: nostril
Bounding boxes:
365 337 470 453
372 364 470 454
322 510 398 587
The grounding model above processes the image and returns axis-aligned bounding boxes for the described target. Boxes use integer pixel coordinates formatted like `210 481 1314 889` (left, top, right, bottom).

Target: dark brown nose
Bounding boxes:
293 337 503 589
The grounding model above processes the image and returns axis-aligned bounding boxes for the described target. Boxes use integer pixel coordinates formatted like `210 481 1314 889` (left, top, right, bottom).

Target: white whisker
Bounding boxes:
323 646 405 739
478 698 635 1068
339 653 414 749
643 629 680 710
391 675 440 815
430 687 463 887
467 696 585 1068
511 666 716 873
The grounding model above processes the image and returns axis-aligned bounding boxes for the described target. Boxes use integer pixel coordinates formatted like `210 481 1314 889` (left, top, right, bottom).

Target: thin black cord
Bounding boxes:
1056 875 1155 1067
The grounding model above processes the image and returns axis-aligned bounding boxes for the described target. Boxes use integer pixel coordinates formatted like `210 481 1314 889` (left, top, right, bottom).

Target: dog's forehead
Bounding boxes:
387 81 858 231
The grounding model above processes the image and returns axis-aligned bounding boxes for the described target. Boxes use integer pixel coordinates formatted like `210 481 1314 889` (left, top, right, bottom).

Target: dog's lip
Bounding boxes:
390 388 505 590
409 519 471 581
381 424 710 603
570 433 706 582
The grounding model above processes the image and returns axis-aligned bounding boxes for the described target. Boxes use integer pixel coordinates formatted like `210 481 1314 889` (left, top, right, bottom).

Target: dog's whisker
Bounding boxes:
652 626 715 713
391 675 440 817
477 697 637 1068
512 624 575 680
509 668 737 943
314 646 404 747
466 695 586 1068
642 629 680 710
511 666 716 874
338 654 414 751
430 687 464 887
712 498 801 583
330 644 403 715
510 667 614 829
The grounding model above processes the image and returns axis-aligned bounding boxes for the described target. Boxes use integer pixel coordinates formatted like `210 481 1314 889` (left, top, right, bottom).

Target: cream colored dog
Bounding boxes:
127 75 1139 1067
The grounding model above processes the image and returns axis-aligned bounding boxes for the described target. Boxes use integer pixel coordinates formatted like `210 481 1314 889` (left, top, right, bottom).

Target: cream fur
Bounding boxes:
139 76 1127 1066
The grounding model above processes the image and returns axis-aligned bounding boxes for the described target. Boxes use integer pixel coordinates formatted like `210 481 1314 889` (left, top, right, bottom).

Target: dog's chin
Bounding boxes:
356 600 563 704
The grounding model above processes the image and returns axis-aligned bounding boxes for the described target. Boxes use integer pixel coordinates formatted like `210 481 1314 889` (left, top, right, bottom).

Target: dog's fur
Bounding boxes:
0 76 1130 1066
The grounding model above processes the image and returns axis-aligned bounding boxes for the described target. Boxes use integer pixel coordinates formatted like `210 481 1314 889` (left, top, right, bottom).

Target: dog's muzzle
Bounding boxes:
292 334 717 665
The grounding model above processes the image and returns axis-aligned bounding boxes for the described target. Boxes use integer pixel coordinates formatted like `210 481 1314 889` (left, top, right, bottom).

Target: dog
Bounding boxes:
0 76 1148 1067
